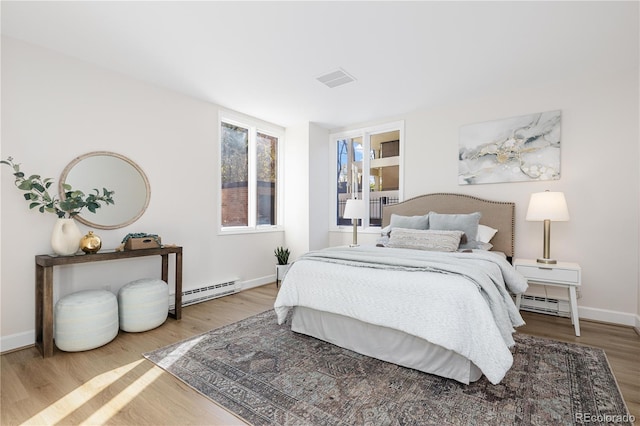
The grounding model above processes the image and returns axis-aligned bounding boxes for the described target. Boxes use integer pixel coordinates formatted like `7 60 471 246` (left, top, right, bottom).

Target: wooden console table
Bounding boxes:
35 246 183 358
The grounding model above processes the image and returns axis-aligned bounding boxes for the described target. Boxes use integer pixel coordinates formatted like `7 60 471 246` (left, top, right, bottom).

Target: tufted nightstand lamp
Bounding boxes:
526 190 570 264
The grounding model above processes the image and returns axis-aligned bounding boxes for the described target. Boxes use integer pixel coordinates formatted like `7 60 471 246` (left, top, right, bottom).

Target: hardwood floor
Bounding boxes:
2 283 638 425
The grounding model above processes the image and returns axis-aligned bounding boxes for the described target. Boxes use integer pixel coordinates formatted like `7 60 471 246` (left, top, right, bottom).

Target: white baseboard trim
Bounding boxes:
578 306 638 327
0 330 34 354
238 275 276 291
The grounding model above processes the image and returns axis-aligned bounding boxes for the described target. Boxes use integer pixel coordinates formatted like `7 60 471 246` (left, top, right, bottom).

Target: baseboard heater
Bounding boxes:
169 280 238 310
519 295 570 318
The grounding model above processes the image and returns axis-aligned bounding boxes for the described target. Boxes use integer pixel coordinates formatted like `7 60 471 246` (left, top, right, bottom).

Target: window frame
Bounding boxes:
329 120 405 233
218 111 284 234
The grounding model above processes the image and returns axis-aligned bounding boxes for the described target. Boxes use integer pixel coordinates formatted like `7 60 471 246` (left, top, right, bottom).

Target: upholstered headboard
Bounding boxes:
382 193 515 259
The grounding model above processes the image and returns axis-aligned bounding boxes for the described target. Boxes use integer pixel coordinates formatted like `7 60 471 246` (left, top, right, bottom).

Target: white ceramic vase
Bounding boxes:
51 218 82 256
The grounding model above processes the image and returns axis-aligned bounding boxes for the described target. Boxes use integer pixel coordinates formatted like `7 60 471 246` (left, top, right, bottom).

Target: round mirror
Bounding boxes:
59 151 150 230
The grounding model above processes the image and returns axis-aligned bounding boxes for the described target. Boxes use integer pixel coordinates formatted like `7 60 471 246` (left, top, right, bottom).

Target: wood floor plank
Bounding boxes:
1 283 638 425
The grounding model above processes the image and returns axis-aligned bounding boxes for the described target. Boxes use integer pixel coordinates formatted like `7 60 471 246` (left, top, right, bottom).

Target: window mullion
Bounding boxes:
247 127 257 228
362 132 371 229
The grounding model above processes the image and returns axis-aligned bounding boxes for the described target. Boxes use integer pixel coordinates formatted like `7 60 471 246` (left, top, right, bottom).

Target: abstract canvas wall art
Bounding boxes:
459 110 561 185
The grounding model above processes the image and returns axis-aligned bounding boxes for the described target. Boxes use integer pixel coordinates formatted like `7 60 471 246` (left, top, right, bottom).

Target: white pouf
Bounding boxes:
54 290 119 352
118 278 169 332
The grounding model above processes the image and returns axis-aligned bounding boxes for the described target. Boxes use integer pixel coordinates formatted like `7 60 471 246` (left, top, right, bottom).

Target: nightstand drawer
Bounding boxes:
515 265 579 284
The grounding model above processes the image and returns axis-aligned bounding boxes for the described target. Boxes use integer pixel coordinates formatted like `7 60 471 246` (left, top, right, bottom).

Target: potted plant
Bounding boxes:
274 246 290 286
2 157 115 255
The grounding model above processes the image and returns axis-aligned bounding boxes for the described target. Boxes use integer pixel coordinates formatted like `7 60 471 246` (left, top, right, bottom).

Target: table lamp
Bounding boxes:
526 190 570 264
343 199 366 247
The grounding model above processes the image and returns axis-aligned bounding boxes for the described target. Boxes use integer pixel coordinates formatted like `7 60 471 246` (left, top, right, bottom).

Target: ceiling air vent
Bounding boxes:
316 68 356 88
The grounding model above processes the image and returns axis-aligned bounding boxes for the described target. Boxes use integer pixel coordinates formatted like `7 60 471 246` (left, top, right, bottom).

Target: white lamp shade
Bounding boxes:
526 191 570 222
343 199 366 219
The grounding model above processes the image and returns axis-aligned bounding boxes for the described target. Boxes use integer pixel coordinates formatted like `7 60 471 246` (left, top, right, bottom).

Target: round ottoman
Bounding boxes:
118 278 169 332
54 290 119 352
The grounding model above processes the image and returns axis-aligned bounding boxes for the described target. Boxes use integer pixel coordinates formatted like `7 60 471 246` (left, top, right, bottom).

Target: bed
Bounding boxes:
274 193 528 385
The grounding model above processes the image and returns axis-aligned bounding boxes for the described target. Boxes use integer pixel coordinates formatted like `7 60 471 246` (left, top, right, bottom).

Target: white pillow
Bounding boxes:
387 228 464 252
477 224 498 244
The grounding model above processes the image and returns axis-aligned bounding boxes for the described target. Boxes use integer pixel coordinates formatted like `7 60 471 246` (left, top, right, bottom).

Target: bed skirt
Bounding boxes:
291 306 482 384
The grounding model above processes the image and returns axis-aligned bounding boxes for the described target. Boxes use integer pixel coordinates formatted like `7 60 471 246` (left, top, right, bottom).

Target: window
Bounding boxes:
332 121 404 230
220 114 282 231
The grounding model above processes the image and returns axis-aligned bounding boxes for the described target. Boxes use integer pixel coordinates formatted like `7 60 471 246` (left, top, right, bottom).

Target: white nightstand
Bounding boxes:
513 258 582 336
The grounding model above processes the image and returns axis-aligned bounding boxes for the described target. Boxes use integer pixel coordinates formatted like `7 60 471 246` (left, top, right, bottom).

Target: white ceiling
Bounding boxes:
1 1 638 129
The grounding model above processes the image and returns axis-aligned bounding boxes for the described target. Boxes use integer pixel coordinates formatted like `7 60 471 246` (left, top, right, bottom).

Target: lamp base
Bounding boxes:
536 257 557 265
351 222 358 247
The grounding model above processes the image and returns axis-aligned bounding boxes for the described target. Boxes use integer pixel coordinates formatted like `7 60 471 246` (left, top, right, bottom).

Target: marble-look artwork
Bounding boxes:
458 110 561 185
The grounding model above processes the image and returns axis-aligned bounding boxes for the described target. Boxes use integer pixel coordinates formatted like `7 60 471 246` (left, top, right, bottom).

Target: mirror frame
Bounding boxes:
59 151 151 230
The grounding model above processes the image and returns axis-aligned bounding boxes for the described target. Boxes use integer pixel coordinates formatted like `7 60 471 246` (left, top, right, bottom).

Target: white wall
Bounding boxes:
283 124 311 260
308 123 330 251
283 122 330 260
331 70 639 327
1 37 285 351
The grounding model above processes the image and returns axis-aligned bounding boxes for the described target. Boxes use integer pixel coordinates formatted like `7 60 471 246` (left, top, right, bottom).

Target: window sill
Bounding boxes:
218 226 284 236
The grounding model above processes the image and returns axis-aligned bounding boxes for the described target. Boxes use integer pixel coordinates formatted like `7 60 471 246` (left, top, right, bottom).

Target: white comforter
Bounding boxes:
274 246 528 384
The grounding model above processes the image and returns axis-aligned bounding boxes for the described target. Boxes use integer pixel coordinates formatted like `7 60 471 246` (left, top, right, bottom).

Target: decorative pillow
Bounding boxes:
389 213 429 230
387 228 464 252
477 224 498 244
428 212 481 250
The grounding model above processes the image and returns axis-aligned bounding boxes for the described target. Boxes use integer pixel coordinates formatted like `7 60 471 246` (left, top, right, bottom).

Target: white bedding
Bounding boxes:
274 246 528 384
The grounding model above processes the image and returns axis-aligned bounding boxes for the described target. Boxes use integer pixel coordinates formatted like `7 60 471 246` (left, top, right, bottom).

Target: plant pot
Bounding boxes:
275 264 290 285
51 218 82 256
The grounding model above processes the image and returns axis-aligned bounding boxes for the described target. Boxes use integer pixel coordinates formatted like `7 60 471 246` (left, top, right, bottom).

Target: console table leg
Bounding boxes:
164 253 182 320
161 254 169 283
36 265 54 358
35 264 43 356
174 252 182 320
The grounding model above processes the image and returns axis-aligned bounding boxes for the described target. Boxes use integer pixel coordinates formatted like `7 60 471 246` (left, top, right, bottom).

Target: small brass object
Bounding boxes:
80 231 102 254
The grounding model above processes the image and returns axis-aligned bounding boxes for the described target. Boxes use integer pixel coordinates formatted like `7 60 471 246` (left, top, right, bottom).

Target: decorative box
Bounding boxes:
124 236 161 250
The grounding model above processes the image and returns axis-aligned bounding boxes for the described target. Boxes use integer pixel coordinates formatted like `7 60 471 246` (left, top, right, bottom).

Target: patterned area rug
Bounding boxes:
144 310 632 425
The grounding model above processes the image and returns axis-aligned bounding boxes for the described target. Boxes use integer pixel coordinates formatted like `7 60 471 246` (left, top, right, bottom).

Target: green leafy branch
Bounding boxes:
1 156 115 218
